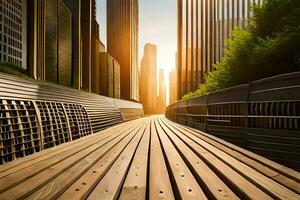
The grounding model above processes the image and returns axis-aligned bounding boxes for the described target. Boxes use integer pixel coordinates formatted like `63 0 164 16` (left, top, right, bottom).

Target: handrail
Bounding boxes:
166 71 300 171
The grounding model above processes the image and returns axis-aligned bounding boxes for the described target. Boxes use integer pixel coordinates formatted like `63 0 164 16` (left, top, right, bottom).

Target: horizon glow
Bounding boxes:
97 0 177 105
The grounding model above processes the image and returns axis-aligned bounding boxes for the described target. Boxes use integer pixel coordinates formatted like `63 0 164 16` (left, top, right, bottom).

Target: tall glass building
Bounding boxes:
27 0 72 87
177 0 264 99
0 0 27 68
107 0 139 101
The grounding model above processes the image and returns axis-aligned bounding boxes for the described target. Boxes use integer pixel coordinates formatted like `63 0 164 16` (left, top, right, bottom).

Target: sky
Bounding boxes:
97 0 177 105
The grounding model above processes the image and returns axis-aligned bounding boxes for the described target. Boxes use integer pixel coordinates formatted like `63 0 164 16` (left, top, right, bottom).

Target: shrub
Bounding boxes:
0 62 28 77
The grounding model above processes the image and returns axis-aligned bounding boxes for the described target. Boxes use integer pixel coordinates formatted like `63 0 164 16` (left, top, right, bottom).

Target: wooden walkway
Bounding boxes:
0 116 299 200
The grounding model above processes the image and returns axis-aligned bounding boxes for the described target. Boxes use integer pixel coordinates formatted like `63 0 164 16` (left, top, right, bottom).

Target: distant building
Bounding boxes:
27 0 72 87
98 41 105 53
177 0 260 99
27 0 105 91
99 52 120 99
107 0 139 101
63 0 82 90
169 68 177 105
157 69 166 113
81 0 95 92
140 43 157 114
91 19 100 95
0 0 27 68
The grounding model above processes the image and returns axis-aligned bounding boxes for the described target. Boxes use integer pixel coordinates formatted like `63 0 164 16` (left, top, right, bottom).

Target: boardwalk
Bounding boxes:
0 116 299 200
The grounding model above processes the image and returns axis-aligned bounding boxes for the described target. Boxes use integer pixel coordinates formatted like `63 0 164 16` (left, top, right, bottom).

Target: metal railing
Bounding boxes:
166 72 300 171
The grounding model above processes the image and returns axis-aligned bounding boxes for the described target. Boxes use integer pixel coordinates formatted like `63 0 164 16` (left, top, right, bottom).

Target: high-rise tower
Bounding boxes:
140 43 157 114
0 0 27 68
107 0 139 101
177 0 262 99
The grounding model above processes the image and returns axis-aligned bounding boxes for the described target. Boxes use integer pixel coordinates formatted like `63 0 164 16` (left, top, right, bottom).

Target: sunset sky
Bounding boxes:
97 0 177 104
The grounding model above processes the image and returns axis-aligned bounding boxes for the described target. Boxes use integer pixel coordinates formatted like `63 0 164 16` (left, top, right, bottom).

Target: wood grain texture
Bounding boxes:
0 116 298 200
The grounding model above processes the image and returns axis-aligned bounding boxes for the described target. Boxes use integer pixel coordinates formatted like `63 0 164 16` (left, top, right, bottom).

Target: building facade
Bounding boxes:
99 52 120 99
177 0 264 99
81 0 94 91
27 0 102 90
91 20 100 94
140 43 157 114
98 40 105 53
63 0 82 90
157 69 166 113
169 67 177 105
0 0 27 68
27 0 72 87
107 0 139 101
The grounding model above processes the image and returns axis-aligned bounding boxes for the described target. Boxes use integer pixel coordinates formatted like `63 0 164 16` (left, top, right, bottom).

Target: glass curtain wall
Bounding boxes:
178 0 264 99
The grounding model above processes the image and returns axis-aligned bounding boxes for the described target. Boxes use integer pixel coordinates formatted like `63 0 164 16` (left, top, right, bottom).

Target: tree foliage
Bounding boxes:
183 0 300 100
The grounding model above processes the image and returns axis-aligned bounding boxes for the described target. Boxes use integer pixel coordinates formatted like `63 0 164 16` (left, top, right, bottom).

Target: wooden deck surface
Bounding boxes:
0 116 299 200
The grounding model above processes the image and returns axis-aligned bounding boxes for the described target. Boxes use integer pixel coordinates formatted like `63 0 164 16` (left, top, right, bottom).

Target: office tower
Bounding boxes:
63 0 82 90
99 52 120 99
81 0 94 92
98 41 105 53
91 20 100 94
140 43 157 114
169 68 177 105
27 0 72 87
177 0 262 99
107 0 139 101
157 69 166 113
0 0 27 68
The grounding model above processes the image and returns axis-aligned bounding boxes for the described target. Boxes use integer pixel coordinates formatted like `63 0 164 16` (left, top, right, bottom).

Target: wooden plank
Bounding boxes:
0 119 136 177
86 120 147 200
0 122 141 199
0 116 299 200
119 120 151 200
161 117 272 199
28 120 147 200
0 128 119 181
164 118 299 199
154 118 207 200
167 118 300 184
184 125 300 193
56 120 147 200
149 119 174 200
157 118 239 199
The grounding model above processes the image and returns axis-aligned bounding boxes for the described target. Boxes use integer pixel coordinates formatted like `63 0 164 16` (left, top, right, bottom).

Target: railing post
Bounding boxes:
245 83 251 149
61 103 73 141
32 101 45 151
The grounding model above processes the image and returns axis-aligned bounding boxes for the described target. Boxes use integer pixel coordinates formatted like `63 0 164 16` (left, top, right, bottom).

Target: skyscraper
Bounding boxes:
177 0 262 99
107 0 139 101
0 0 27 68
27 0 107 93
140 43 157 114
157 69 166 113
99 52 120 99
63 0 82 90
91 18 100 94
81 0 94 92
27 0 72 86
169 68 177 105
